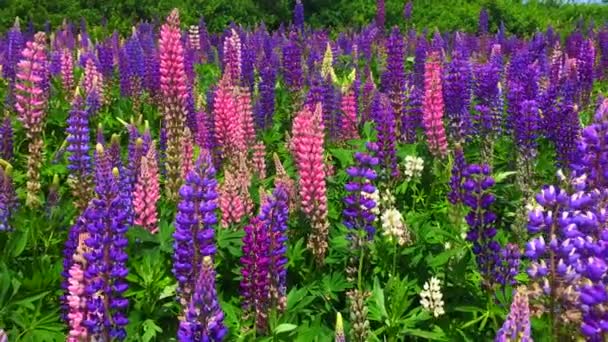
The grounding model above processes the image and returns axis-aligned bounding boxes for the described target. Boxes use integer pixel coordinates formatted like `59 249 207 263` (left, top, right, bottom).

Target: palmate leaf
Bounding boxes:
142 319 163 342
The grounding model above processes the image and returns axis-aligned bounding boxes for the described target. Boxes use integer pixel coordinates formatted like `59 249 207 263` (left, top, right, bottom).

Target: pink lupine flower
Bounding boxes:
223 29 242 85
66 235 88 342
422 52 448 157
252 142 267 179
235 86 256 146
83 57 104 103
134 145 160 233
181 128 194 179
195 109 211 149
219 169 247 227
214 76 246 159
160 9 189 200
60 48 74 95
291 104 329 263
15 32 48 207
341 87 358 140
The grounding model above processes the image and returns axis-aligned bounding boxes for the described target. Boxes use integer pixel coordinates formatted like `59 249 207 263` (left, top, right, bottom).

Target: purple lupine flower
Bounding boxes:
578 38 595 106
256 52 278 130
138 29 160 96
496 243 520 286
173 151 219 306
283 31 303 92
402 77 422 143
198 17 211 59
0 117 13 162
473 45 502 137
177 256 227 342
404 1 413 21
478 8 489 35
495 287 531 341
372 92 398 178
293 0 305 32
462 164 501 289
259 185 290 312
3 22 24 104
376 0 385 30
83 144 129 340
443 37 472 143
241 217 271 332
124 34 145 83
343 143 379 240
241 37 256 89
66 95 91 177
506 49 538 135
598 28 608 80
322 76 339 139
571 98 608 188
413 36 428 88
0 164 15 231
448 146 467 205
383 27 406 139
96 41 115 80
513 100 539 159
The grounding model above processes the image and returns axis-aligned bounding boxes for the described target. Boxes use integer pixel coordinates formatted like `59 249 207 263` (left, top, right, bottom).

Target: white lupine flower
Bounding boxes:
420 277 445 317
381 189 395 207
381 208 410 246
403 156 424 181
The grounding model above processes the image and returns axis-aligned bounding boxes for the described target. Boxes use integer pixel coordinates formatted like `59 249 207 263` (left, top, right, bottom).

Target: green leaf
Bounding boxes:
10 228 28 258
142 319 163 342
402 326 447 340
494 171 517 183
274 323 298 334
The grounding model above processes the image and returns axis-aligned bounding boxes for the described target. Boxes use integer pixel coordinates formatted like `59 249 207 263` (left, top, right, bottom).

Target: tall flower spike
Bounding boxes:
66 93 93 211
252 142 267 180
259 185 290 312
134 145 160 234
422 52 448 157
173 151 219 306
495 287 532 342
282 31 303 93
160 9 189 200
235 86 256 146
218 169 247 228
66 234 88 342
214 76 246 160
291 104 329 263
293 0 304 32
341 84 359 140
60 48 74 95
177 256 227 341
15 32 48 207
0 163 16 232
0 116 14 162
83 145 129 340
181 128 194 179
223 29 242 86
372 93 399 178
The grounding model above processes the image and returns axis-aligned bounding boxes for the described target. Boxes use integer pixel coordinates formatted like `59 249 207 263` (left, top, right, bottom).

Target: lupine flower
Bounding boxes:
252 142 267 180
235 86 256 145
256 53 278 130
341 85 359 140
420 276 445 317
0 164 15 232
83 57 104 110
462 164 501 289
214 76 246 159
177 256 227 341
422 52 448 157
448 146 467 205
443 38 472 142
478 8 489 35
495 243 521 287
241 217 271 332
160 9 189 200
134 145 160 234
60 48 74 95
282 31 303 93
372 93 399 178
66 235 88 342
223 29 242 86
218 169 248 227
15 32 48 207
66 94 92 210
181 128 194 179
173 151 219 306
83 145 129 340
0 116 13 162
188 25 200 51
383 27 406 135
495 287 532 342
376 0 385 29
404 1 413 21
273 153 297 211
402 156 424 181
381 208 411 246
291 104 329 263
348 289 370 341
3 21 24 102
293 0 305 32
473 45 502 139
335 312 345 342
578 38 595 105
343 143 379 240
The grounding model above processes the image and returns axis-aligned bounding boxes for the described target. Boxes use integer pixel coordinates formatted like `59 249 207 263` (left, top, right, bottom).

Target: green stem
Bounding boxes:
357 242 365 291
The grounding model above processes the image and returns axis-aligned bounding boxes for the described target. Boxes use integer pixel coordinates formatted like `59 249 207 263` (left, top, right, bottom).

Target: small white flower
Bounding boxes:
403 156 424 181
381 189 395 207
420 276 445 317
444 242 452 250
381 208 410 246
362 187 380 218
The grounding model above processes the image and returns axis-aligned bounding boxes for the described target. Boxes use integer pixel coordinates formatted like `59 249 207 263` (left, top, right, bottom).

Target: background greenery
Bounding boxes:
0 0 607 35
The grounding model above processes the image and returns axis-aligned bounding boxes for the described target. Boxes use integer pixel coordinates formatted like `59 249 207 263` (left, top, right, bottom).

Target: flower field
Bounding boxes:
1 1 608 341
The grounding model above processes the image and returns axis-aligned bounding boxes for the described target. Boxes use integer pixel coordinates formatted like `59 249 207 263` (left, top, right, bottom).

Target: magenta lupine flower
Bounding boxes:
134 145 160 234
15 32 48 207
214 77 246 159
160 9 189 200
241 217 271 332
422 52 448 157
341 87 359 140
60 48 74 95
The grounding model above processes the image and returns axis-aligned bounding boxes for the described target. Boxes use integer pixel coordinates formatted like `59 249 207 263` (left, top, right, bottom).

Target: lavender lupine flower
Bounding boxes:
404 1 413 21
124 34 145 94
0 117 13 162
177 256 227 342
0 164 15 232
3 22 24 105
462 164 501 289
283 31 303 93
293 0 304 32
322 76 339 139
256 53 278 130
241 217 271 332
578 38 595 106
96 41 114 80
514 99 540 160
343 143 379 240
473 46 502 137
258 185 290 312
372 93 399 178
506 49 538 135
443 38 472 143
139 30 161 96
598 28 608 80
376 0 385 30
495 287 531 342
448 145 467 205
413 36 428 88
478 8 489 35
66 94 93 210
173 151 218 307
402 78 422 143
83 144 129 340
496 243 521 287
383 27 406 137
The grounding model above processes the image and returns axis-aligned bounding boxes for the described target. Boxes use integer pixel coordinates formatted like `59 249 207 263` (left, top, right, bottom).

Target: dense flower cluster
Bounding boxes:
420 276 445 317
495 287 531 342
